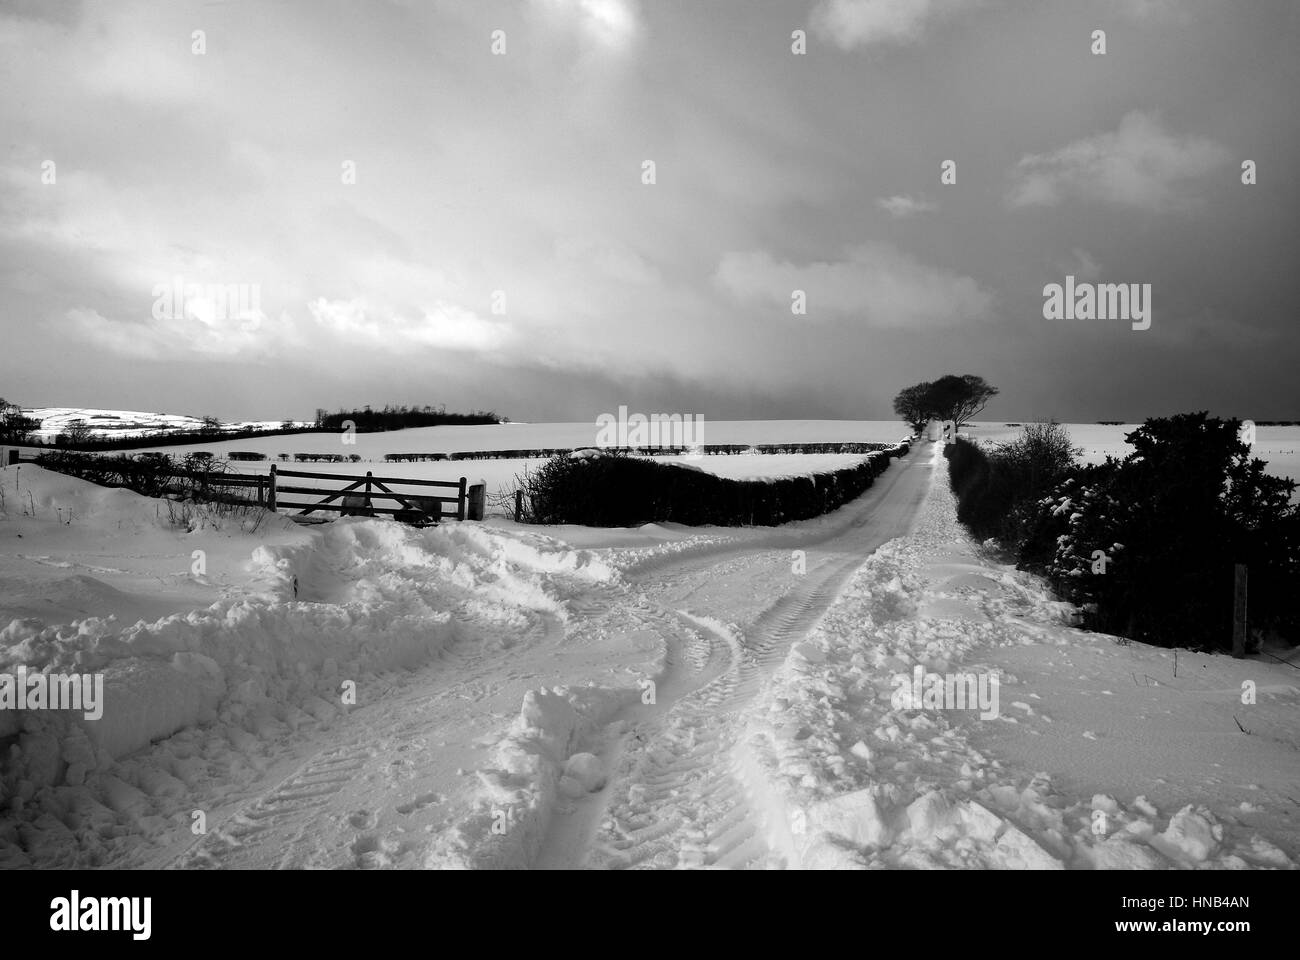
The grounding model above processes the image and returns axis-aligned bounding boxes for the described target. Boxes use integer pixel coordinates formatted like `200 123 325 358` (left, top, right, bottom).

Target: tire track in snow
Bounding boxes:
536 453 932 869
160 600 587 870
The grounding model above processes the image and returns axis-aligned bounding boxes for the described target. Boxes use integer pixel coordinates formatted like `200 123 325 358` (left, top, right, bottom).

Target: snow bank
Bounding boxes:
0 474 620 856
735 451 1297 869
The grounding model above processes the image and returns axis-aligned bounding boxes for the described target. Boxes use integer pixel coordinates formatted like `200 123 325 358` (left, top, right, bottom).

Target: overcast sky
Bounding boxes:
1 0 1297 423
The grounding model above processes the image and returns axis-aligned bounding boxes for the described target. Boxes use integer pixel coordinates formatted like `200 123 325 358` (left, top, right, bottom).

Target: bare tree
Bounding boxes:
57 419 93 448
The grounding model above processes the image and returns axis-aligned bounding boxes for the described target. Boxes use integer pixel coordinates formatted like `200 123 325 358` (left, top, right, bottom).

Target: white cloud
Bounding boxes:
1109 0 1189 20
307 298 512 353
58 292 510 364
811 0 981 49
876 194 939 218
530 0 642 51
577 0 640 47
1007 111 1229 211
713 244 990 327
63 303 292 360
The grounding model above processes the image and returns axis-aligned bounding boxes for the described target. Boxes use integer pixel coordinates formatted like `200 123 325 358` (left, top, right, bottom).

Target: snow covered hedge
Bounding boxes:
518 442 910 527
32 450 250 504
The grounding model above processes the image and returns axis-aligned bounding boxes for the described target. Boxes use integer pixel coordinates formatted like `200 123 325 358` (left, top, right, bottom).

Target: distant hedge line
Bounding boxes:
292 453 359 463
384 441 902 463
519 442 910 527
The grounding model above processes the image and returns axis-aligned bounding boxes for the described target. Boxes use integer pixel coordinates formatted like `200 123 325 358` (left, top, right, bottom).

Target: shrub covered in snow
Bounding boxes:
33 450 253 506
949 413 1300 651
946 422 1078 546
1022 414 1298 650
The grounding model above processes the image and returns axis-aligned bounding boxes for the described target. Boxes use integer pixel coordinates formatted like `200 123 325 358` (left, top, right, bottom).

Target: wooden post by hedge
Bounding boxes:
1232 564 1248 658
267 463 278 510
457 477 467 521
467 482 485 521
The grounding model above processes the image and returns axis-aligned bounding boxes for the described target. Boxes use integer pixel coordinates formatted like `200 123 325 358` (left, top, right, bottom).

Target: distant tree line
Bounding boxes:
314 404 503 432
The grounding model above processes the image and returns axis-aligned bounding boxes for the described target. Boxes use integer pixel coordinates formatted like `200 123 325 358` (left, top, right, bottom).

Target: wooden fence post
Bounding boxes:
267 463 278 511
515 489 523 523
364 471 373 514
457 477 467 521
1232 564 1248 658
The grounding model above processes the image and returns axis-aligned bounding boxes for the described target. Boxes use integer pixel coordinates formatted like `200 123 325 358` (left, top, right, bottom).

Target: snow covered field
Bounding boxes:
26 414 909 451
129 420 910 486
0 420 915 503
965 422 1300 485
11 413 1297 490
12 414 1297 486
149 451 886 502
0 418 916 499
2 441 1295 870
23 407 305 443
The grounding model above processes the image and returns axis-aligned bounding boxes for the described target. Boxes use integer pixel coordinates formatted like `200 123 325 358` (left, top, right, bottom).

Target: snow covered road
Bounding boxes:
530 446 932 869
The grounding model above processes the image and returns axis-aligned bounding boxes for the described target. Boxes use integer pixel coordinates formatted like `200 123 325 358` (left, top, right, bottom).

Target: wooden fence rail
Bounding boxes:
6 452 479 524
238 465 472 523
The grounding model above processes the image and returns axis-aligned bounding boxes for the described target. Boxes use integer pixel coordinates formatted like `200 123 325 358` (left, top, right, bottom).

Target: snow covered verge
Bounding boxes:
0 466 617 868
735 451 1299 869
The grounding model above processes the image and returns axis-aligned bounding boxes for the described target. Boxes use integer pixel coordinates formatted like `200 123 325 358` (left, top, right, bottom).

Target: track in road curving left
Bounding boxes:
533 452 931 869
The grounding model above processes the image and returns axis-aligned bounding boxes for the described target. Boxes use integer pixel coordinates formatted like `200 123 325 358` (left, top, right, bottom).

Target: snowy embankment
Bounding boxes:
735 448 1299 869
0 465 617 868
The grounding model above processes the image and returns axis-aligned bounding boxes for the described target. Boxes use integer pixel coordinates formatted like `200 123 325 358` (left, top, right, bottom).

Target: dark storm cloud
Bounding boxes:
0 0 1296 420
